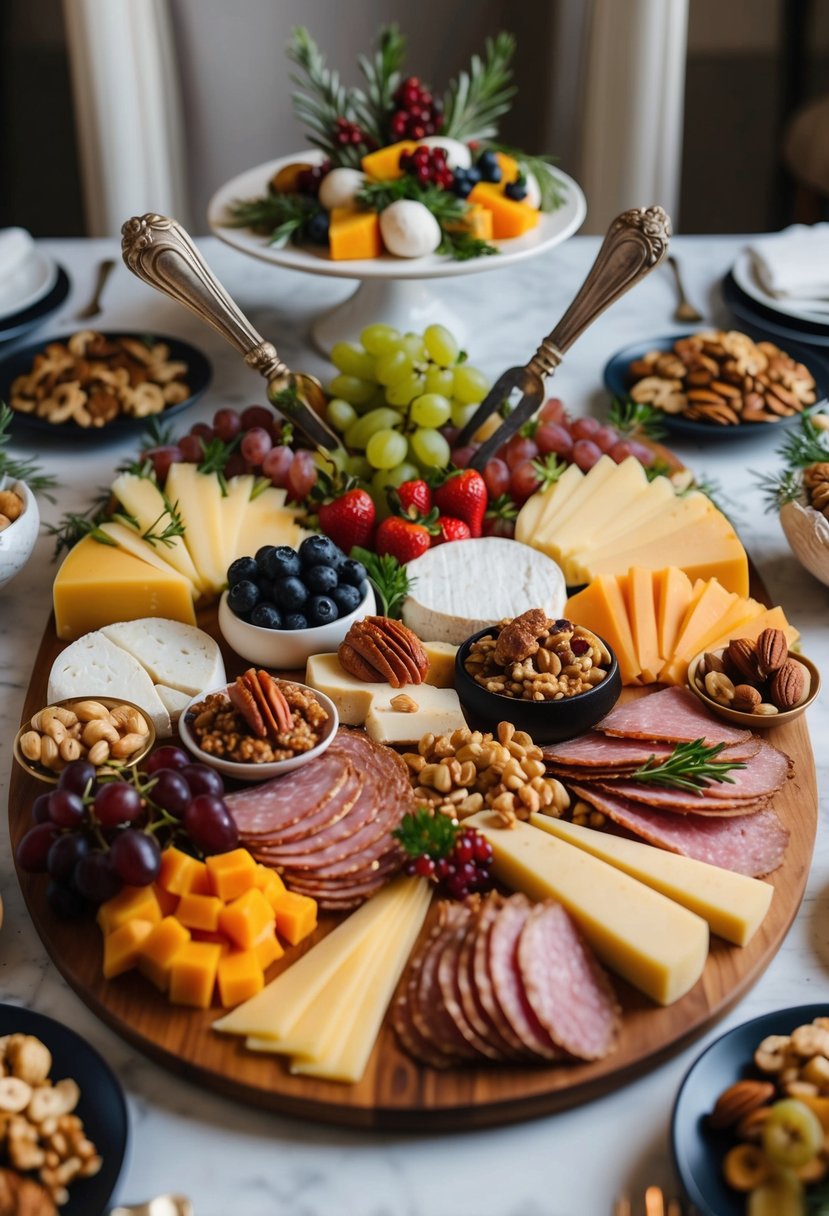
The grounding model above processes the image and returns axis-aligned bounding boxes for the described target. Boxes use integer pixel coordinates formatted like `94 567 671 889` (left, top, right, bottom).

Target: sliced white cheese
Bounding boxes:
402 537 566 645
48 632 171 737
154 683 192 727
100 618 225 695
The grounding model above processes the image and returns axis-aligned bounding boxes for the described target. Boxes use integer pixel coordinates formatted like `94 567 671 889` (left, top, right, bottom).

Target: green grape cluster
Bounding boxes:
325 324 490 501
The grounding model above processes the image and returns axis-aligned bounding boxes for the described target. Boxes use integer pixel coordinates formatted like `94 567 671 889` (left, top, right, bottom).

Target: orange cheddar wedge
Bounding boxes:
103 918 154 979
218 887 275 951
97 885 162 936
217 950 265 1008
271 890 318 946
169 941 223 1009
206 849 257 902
176 893 224 934
138 916 191 992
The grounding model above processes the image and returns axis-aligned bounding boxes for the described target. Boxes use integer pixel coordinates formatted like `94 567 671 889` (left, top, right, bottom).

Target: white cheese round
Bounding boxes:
318 167 366 212
402 538 567 645
379 200 442 258
415 137 472 169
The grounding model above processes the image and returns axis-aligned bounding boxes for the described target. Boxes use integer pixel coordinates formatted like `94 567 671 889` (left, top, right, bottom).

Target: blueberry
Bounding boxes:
307 212 330 244
283 613 308 631
250 602 283 629
227 556 258 586
273 575 308 611
227 579 260 616
299 535 340 567
262 545 301 580
338 558 367 588
504 180 527 201
308 595 338 626
304 563 338 594
255 545 275 567
332 583 362 616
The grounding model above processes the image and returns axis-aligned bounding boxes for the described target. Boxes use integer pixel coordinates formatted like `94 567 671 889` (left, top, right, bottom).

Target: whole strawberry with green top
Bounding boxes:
433 469 487 537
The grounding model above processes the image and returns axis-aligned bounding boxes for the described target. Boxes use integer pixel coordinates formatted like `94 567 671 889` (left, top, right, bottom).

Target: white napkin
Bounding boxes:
748 224 829 309
0 228 35 282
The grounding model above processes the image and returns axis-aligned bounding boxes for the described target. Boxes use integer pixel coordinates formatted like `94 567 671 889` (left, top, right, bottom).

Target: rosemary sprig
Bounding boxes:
0 403 58 500
441 33 517 142
287 27 362 167
350 546 411 619
393 807 459 859
608 396 667 441
488 143 566 212
353 25 407 145
227 193 323 247
631 739 746 793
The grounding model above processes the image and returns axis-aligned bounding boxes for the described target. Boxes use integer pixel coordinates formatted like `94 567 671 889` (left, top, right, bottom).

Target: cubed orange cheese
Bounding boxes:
206 849 258 902
176 893 224 934
329 208 383 260
252 924 285 971
360 141 417 180
102 918 154 979
153 883 180 918
97 885 162 936
468 183 539 239
217 950 265 1008
138 916 191 992
253 865 287 910
158 848 205 897
271 891 318 946
169 941 223 1009
218 887 275 951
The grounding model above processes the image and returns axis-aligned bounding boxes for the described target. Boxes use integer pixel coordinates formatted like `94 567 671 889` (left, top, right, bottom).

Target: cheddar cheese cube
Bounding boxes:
97 885 162 936
103 918 154 979
271 891 318 946
169 941 223 1008
252 924 285 971
217 950 265 1008
138 916 191 992
176 893 224 933
206 849 257 902
218 887 274 951
158 847 205 897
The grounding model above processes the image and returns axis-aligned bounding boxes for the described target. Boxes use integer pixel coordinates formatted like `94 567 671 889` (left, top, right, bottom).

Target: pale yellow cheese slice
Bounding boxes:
110 472 206 591
548 458 650 564
529 814 772 946
465 812 709 1005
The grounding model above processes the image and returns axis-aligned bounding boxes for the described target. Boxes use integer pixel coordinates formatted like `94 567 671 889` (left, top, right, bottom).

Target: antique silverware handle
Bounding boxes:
529 205 672 377
121 213 288 380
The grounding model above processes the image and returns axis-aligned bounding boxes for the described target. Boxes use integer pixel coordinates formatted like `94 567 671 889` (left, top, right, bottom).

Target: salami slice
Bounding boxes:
597 687 751 745
517 902 620 1060
569 784 789 877
487 896 561 1060
543 733 760 768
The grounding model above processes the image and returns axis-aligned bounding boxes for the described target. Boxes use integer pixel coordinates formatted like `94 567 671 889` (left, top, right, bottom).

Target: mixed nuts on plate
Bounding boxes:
694 628 808 715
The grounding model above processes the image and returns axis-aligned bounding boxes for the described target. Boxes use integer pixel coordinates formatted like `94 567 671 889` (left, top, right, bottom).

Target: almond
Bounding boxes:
755 627 788 678
709 1079 776 1130
724 637 759 683
769 658 808 710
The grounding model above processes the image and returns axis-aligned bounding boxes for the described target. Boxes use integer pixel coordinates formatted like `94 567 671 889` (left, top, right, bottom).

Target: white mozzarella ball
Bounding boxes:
379 200 442 258
415 137 472 170
318 168 366 212
524 170 542 210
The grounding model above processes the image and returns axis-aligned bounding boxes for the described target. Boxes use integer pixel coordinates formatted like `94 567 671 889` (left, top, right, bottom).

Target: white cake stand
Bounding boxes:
207 152 587 354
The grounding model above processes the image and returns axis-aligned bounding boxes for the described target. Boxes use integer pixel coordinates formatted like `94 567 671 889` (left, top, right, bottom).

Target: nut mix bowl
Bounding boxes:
687 641 820 731
13 696 156 785
0 479 39 589
454 620 621 745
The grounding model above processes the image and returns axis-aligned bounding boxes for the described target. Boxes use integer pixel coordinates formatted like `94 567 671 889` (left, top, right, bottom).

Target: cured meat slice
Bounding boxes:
227 754 351 835
543 733 761 768
437 919 505 1060
518 902 620 1060
597 687 751 745
569 784 789 878
457 901 525 1060
487 896 561 1060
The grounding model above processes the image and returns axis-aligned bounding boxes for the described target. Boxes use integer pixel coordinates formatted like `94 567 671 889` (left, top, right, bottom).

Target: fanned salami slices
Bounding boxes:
393 894 620 1067
596 687 752 745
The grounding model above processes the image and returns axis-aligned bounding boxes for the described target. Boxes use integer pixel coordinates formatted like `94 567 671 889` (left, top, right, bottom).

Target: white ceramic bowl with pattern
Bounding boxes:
0 480 39 589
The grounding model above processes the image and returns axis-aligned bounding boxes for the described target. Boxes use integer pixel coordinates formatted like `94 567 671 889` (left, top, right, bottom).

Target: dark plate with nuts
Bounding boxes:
603 331 829 439
0 1003 129 1216
0 330 211 442
687 633 820 730
671 1003 829 1216
455 613 622 744
13 697 156 785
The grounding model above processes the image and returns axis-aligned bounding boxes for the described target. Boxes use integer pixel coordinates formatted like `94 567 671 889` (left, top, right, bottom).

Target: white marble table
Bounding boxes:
1 235 827 1216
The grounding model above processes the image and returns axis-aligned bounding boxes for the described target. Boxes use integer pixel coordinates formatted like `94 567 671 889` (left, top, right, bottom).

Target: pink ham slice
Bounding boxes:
569 784 789 877
543 733 761 768
596 687 752 746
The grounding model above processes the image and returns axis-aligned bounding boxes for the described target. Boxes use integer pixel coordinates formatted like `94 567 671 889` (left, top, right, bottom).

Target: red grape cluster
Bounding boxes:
403 826 493 901
389 76 443 140
16 747 238 919
398 146 453 189
143 405 318 501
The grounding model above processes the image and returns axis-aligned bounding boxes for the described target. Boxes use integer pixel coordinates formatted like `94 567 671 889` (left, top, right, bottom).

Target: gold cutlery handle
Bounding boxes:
120 213 288 380
528 205 672 376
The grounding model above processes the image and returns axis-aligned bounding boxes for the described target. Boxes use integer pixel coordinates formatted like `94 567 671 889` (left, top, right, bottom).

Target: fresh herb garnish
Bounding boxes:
393 807 459 859
350 545 411 619
441 33 517 142
630 738 746 793
608 396 667 441
0 403 58 500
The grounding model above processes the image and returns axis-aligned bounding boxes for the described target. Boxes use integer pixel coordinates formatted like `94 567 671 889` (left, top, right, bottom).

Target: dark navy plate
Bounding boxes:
0 1003 129 1215
671 1003 829 1216
0 330 211 441
0 265 71 346
603 331 829 441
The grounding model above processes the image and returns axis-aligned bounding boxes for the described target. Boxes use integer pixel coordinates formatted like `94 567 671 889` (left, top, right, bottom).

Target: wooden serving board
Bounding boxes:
8 603 818 1131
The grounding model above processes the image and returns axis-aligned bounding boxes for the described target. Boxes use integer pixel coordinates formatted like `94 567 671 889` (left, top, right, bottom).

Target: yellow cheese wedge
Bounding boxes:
655 567 693 661
549 458 650 564
97 521 200 599
528 815 772 946
465 812 709 1005
659 580 737 684
625 567 661 683
165 463 227 593
423 641 457 688
515 464 583 547
213 877 422 1039
565 576 640 685
53 535 196 640
704 605 800 653
110 472 206 591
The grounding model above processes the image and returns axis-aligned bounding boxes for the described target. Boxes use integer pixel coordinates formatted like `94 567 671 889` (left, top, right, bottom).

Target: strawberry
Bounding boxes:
434 515 471 545
395 479 432 517
375 516 433 563
433 469 487 537
318 488 376 552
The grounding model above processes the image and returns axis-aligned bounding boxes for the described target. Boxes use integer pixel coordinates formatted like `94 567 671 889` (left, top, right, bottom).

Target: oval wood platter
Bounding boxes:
8 598 817 1132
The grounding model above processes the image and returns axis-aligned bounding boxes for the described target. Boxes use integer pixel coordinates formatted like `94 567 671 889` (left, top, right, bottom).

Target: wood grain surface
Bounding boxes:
7 603 817 1131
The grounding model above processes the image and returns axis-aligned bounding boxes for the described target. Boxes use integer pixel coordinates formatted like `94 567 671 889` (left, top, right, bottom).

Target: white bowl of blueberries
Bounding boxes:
218 534 376 670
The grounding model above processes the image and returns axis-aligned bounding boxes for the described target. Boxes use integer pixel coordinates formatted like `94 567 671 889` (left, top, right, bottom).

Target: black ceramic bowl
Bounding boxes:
454 627 622 744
